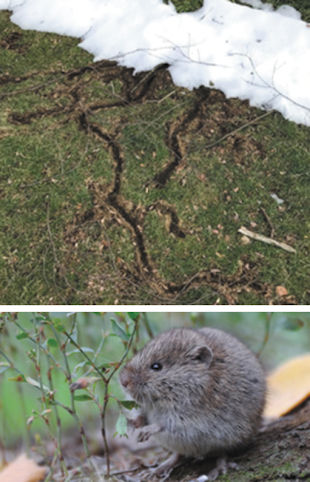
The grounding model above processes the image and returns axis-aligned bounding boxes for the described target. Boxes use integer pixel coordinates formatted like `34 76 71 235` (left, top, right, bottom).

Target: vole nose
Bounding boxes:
122 376 129 388
120 369 130 388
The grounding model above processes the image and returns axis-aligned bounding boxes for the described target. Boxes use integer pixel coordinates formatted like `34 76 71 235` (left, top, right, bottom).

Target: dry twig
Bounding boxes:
238 226 296 253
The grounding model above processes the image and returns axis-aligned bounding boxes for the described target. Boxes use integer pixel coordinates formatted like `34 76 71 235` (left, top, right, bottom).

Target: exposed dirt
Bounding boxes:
3 60 280 304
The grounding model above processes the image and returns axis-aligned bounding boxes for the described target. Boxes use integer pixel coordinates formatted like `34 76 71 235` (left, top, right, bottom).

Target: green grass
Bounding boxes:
0 5 309 304
167 0 310 20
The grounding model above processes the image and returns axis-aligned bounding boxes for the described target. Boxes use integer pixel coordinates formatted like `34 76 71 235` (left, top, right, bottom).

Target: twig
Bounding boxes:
110 467 142 476
260 207 275 238
238 226 296 253
231 52 310 113
63 331 107 383
49 324 90 457
142 313 154 339
257 313 273 357
46 350 67 476
101 318 139 478
205 110 273 149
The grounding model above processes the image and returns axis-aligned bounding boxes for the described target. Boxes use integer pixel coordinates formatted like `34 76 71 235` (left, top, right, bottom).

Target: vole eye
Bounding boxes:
150 362 162 371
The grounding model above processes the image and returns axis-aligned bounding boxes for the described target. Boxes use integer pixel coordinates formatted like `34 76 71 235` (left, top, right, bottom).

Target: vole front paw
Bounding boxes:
129 413 147 429
137 423 161 442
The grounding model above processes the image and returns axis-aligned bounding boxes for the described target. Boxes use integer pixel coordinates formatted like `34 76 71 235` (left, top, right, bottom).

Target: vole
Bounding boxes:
119 327 266 479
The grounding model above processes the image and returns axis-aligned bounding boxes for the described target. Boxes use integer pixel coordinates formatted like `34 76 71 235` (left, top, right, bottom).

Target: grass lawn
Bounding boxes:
0 1 309 304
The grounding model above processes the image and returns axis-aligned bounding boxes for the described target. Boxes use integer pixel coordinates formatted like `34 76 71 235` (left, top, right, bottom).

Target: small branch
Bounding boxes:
142 313 154 339
257 313 273 357
230 52 310 114
238 226 296 253
46 354 66 476
260 207 275 239
49 324 90 457
110 467 142 476
63 331 107 383
101 318 139 478
13 321 61 370
205 110 273 149
0 349 25 376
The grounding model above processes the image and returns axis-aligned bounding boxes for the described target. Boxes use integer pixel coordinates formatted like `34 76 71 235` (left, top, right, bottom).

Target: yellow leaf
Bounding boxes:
0 454 46 482
264 354 310 418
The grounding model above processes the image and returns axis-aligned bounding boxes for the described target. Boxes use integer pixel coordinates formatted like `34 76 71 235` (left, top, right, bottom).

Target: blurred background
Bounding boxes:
0 311 309 466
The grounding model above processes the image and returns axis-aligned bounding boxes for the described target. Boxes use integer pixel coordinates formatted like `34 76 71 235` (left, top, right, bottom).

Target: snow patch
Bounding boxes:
1 0 309 126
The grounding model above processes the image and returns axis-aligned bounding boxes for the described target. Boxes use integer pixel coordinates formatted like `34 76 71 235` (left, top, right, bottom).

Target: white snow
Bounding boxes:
1 0 310 126
270 193 284 204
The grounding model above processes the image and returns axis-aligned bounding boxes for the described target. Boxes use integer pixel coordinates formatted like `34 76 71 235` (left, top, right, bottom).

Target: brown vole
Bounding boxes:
120 327 266 477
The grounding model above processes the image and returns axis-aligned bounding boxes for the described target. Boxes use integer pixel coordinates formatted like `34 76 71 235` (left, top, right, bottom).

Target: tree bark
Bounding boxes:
169 400 310 481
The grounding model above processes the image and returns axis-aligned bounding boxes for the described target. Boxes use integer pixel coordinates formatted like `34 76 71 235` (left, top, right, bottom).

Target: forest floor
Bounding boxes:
0 6 309 305
3 401 310 481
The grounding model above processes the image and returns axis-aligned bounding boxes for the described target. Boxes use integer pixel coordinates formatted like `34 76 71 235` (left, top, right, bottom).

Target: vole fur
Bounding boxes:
120 327 266 471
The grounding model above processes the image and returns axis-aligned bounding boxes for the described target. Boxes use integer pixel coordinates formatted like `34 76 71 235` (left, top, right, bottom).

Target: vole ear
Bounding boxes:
189 345 213 367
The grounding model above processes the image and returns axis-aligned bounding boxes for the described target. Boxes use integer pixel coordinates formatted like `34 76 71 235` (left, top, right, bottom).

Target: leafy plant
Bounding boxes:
0 312 141 478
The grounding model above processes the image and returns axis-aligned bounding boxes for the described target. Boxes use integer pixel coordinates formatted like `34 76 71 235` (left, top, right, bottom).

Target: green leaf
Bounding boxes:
74 394 93 402
127 313 139 321
282 318 304 331
51 318 66 332
67 347 94 356
34 314 46 321
115 412 128 437
47 338 58 348
80 347 94 353
119 400 139 410
190 313 198 323
72 360 88 371
16 332 28 340
111 319 130 341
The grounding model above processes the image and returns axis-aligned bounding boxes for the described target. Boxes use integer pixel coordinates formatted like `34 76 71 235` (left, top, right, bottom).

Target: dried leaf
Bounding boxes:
25 377 49 392
240 235 251 245
276 285 288 297
70 377 101 391
0 454 46 482
264 354 310 418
